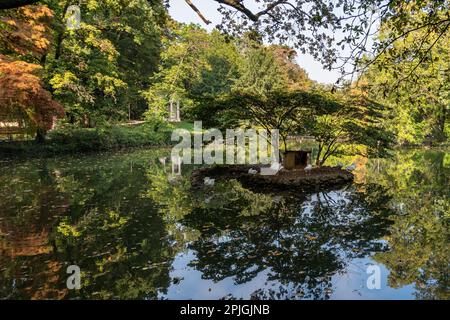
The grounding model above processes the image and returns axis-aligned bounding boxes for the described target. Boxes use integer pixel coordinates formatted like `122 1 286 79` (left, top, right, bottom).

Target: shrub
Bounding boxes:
0 123 173 156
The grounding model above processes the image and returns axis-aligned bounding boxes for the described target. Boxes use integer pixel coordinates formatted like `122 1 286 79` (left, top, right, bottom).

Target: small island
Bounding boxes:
191 164 354 191
191 150 355 191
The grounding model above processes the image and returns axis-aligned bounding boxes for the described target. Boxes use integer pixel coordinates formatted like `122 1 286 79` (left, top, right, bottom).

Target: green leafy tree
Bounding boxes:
305 84 394 166
364 24 450 145
143 23 241 124
45 0 166 127
5 1 449 83
234 46 286 96
211 84 393 164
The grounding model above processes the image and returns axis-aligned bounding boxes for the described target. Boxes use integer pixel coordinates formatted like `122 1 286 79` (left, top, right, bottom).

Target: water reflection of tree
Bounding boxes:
0 161 69 299
179 180 394 300
1 149 447 300
367 150 449 300
51 151 179 299
0 150 181 299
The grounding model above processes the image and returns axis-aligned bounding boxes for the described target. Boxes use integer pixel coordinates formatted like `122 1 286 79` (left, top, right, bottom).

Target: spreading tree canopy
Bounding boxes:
5 1 449 81
181 0 450 82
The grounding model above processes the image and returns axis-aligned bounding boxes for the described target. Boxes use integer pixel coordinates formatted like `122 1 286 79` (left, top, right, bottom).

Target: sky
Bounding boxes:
168 0 343 85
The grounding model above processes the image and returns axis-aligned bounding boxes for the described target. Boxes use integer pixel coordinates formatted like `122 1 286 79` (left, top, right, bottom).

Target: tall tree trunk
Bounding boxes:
35 128 46 143
315 144 323 166
281 135 288 152
54 1 71 60
439 104 447 141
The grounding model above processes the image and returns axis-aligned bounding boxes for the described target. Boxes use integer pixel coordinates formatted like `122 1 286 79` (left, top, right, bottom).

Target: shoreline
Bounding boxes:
191 165 355 192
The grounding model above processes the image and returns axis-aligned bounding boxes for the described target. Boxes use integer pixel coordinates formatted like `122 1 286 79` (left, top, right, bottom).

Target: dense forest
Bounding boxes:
0 0 448 157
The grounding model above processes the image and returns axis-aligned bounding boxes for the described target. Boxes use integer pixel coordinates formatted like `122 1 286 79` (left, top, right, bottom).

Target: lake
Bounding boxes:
0 148 448 299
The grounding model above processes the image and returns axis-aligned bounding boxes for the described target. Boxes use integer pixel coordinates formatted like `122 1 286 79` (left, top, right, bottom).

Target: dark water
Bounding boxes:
0 149 448 300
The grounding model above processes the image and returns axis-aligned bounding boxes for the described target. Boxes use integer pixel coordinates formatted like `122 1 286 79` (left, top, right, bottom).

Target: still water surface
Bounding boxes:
0 149 448 299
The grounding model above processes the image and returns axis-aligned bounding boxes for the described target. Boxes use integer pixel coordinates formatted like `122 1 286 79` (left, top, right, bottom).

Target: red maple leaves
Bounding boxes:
0 5 63 134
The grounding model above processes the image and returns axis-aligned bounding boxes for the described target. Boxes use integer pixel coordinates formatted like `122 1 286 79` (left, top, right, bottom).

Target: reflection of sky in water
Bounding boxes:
160 185 418 300
159 162 443 300
163 253 416 300
330 258 415 300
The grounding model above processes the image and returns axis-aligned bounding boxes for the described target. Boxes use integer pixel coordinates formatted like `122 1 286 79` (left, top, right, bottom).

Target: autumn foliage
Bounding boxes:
0 5 53 56
0 54 64 132
0 5 63 135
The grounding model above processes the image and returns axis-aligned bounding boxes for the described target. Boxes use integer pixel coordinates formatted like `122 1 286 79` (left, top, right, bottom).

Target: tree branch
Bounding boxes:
215 0 256 21
254 0 287 19
184 0 211 25
215 0 288 22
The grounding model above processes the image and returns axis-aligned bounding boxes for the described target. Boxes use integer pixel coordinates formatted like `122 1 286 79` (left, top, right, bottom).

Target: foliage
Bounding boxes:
233 46 286 96
1 0 448 151
211 86 393 164
49 123 171 149
0 6 63 138
6 1 450 83
0 55 64 133
212 90 338 147
0 124 171 155
206 0 450 81
143 23 241 123
45 0 167 126
364 18 450 145
367 150 449 299
269 45 312 91
0 4 53 58
307 84 394 165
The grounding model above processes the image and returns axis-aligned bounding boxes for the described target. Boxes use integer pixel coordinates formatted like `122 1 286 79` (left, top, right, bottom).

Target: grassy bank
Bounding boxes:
0 123 173 157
